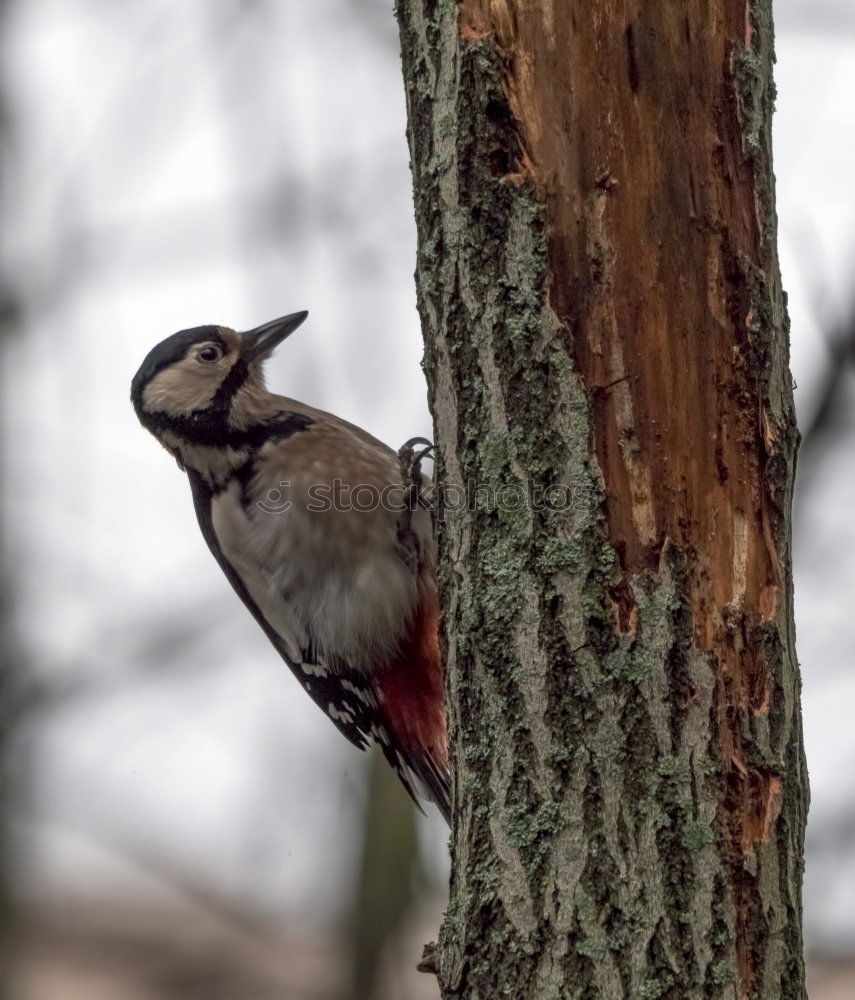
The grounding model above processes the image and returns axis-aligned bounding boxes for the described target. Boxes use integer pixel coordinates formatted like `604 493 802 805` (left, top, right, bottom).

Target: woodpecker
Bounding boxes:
131 312 449 824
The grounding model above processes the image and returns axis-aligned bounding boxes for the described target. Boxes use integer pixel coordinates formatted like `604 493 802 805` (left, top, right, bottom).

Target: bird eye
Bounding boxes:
197 344 223 363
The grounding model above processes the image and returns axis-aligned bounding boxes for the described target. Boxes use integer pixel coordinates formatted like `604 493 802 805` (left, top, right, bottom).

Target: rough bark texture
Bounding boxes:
395 2 806 998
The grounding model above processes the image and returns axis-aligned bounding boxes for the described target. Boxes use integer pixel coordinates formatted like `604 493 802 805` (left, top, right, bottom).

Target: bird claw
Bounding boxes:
399 435 433 453
397 436 435 543
399 437 434 479
417 941 438 975
398 437 434 482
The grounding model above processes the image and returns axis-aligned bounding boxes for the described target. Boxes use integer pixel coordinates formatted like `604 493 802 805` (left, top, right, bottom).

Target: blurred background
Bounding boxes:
0 1 852 998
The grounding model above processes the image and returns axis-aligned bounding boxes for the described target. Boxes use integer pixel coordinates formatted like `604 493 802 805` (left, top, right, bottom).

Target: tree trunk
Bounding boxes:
396 2 806 999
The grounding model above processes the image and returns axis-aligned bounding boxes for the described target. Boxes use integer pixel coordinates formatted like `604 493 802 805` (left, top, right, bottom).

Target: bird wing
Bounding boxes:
187 467 377 751
187 431 450 822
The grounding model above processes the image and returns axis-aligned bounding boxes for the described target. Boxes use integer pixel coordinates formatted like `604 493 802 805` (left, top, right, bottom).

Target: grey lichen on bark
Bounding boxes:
395 1 806 998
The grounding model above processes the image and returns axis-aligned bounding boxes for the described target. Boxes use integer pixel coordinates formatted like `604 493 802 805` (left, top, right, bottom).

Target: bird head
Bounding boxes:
130 311 308 449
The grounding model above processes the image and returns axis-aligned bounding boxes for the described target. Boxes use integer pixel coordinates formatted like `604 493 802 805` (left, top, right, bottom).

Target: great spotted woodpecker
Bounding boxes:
131 312 449 823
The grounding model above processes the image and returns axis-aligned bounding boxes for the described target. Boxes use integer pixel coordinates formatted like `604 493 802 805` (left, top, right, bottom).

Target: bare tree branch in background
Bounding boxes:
344 748 423 1000
798 288 855 464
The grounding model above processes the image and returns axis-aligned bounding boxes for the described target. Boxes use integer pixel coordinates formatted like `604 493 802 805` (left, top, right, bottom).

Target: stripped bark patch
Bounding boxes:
458 0 491 42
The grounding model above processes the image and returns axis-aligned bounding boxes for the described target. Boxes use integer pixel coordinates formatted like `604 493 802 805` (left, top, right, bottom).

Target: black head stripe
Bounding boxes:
130 326 226 408
208 357 249 415
144 408 313 450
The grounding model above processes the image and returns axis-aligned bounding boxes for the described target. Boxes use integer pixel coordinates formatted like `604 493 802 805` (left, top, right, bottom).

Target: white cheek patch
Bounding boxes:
142 358 227 416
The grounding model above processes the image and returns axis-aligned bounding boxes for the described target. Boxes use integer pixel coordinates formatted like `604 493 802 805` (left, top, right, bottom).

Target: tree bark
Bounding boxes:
395 2 806 999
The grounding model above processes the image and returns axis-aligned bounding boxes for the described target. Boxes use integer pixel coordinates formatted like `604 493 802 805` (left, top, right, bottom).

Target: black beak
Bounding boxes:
241 310 308 362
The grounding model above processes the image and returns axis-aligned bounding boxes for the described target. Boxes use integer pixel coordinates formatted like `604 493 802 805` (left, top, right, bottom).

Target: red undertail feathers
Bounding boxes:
375 591 450 824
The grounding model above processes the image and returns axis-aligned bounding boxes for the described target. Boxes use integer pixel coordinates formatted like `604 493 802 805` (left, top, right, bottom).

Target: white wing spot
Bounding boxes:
341 678 376 706
301 661 328 678
371 725 390 746
328 702 355 725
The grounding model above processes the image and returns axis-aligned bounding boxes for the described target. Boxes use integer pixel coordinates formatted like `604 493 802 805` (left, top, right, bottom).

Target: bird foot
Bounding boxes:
417 941 438 975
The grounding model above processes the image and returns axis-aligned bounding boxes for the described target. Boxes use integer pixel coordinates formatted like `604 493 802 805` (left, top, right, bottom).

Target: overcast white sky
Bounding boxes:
1 0 854 954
